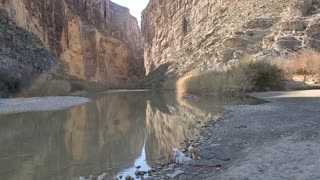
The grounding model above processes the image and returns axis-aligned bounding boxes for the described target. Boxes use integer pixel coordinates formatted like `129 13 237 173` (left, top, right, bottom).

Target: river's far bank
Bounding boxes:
146 90 320 180
0 96 90 114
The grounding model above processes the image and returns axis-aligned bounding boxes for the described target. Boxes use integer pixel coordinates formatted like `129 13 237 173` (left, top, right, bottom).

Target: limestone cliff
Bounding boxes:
0 0 145 88
142 0 320 88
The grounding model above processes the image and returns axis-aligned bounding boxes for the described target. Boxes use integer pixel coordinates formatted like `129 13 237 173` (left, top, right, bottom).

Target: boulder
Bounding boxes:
275 36 302 51
280 19 307 31
289 0 313 16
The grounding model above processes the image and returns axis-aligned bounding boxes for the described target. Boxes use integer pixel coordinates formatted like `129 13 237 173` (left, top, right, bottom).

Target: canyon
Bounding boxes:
142 0 320 88
0 0 145 95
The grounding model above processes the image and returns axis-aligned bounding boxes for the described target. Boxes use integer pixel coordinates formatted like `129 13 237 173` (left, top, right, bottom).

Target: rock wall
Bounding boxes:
142 0 320 87
0 0 145 88
0 11 60 97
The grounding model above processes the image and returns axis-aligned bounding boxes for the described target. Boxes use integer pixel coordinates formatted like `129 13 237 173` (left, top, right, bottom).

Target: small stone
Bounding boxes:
88 175 94 180
168 164 175 168
164 167 174 171
136 165 141 169
167 170 184 178
97 173 107 180
125 175 134 180
135 170 140 176
235 125 247 129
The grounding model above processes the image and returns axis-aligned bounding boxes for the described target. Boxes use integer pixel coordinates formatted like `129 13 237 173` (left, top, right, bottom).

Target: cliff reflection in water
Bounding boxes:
0 91 256 179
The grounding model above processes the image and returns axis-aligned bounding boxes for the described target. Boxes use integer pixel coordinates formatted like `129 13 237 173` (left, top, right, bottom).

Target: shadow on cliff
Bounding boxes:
138 63 172 89
0 10 63 97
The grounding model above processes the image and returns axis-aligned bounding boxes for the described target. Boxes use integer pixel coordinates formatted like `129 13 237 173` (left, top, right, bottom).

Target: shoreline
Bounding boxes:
0 96 90 114
148 90 320 180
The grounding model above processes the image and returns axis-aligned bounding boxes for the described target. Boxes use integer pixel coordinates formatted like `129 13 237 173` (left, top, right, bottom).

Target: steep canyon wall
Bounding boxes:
0 0 145 88
142 0 320 87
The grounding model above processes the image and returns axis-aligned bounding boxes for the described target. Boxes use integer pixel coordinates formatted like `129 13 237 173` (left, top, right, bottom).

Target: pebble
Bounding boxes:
167 170 185 178
88 175 93 180
136 165 141 169
125 175 134 180
164 167 174 171
135 170 147 176
97 173 107 180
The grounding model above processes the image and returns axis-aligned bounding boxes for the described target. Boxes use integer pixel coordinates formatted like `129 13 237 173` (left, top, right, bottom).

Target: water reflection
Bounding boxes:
0 91 259 180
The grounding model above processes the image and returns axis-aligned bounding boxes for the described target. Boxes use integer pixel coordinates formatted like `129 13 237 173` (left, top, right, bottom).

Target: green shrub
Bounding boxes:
237 60 284 91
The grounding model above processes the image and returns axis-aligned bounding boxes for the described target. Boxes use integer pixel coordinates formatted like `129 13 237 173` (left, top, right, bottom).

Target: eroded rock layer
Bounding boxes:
142 0 320 87
1 0 145 88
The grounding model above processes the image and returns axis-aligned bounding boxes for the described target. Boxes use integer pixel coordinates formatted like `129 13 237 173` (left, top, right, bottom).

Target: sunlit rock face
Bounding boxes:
142 0 320 87
0 0 145 88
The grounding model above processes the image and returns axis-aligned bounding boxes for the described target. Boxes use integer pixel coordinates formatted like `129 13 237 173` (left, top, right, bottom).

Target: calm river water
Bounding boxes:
0 91 259 180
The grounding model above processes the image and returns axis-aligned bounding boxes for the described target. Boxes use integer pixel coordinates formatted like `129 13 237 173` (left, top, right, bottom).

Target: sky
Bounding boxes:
112 0 149 24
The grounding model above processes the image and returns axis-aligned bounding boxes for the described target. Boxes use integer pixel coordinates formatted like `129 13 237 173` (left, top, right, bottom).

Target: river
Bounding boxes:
0 91 260 180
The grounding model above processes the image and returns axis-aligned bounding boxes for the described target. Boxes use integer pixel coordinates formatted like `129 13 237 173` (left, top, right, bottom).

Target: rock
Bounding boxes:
166 170 185 179
164 167 174 171
236 125 248 129
305 22 320 49
97 173 107 180
125 175 134 180
280 19 307 31
135 170 147 176
223 37 248 47
289 0 313 16
1 0 145 89
275 36 302 51
141 0 320 89
246 16 277 29
245 29 267 41
88 175 94 180
136 165 142 169
70 90 89 97
233 50 245 59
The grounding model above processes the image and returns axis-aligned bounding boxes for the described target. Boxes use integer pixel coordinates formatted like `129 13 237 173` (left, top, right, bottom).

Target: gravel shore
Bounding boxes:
150 90 320 180
0 96 90 114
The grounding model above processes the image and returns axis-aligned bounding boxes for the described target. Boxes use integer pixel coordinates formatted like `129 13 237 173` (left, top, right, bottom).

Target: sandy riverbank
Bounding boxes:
150 90 320 180
0 96 90 114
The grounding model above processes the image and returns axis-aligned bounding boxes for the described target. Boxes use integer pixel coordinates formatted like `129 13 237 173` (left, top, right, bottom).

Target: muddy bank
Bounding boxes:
150 90 320 180
0 96 90 114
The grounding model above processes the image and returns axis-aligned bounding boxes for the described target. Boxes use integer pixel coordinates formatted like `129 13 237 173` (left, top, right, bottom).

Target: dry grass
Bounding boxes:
177 57 284 95
276 49 320 81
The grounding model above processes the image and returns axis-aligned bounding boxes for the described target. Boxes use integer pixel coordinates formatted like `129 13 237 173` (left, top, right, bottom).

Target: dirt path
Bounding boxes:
152 90 320 180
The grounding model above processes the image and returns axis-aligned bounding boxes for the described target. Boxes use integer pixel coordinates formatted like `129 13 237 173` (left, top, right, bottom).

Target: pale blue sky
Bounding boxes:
112 0 149 24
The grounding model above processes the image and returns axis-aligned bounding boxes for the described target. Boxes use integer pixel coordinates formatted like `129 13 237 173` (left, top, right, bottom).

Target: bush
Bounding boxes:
238 60 284 91
177 57 284 95
276 49 320 81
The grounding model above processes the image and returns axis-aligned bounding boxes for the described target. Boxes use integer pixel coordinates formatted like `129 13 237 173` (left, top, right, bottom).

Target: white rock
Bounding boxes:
166 170 184 179
97 173 107 180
